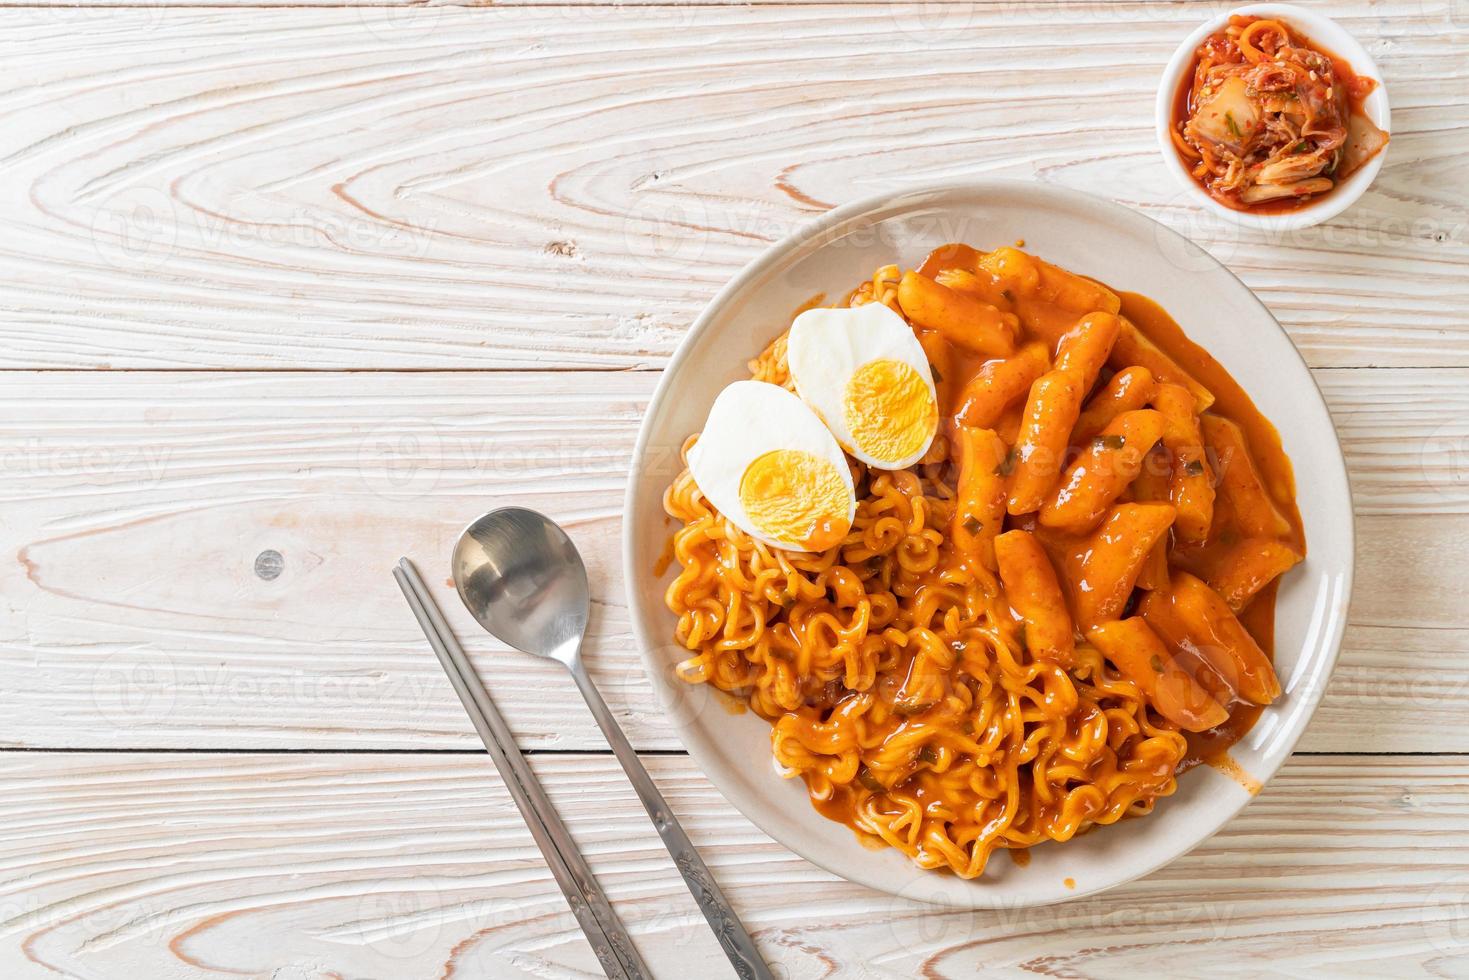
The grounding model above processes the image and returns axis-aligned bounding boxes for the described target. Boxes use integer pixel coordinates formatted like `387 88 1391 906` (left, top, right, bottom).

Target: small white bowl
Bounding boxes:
623 180 1354 908
1156 3 1391 231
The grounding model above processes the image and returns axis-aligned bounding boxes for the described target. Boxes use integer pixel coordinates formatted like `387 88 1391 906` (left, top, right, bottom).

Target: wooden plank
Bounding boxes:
2 751 1467 978
0 2 1462 370
0 0 1229 7
0 368 1465 752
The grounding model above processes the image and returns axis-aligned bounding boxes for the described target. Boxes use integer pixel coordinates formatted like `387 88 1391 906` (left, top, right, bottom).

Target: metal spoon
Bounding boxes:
452 507 773 980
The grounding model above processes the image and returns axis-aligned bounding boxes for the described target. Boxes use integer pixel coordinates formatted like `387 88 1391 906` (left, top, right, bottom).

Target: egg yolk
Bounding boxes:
843 359 937 464
738 449 851 551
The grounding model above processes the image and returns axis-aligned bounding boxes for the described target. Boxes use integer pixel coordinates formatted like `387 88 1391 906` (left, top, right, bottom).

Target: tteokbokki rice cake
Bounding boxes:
661 242 1303 879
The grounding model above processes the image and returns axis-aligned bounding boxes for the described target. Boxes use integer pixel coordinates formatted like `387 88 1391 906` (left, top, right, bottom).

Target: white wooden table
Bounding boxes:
2 0 1466 975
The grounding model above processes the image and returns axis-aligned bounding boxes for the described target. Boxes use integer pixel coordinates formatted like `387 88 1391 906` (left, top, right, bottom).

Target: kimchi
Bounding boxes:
1171 16 1389 211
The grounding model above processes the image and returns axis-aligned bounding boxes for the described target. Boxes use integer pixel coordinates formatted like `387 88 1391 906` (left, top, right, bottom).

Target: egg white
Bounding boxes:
686 380 857 552
787 302 938 470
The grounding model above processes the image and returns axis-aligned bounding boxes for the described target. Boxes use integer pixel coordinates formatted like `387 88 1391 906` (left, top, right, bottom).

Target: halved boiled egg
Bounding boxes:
687 380 856 553
787 302 938 470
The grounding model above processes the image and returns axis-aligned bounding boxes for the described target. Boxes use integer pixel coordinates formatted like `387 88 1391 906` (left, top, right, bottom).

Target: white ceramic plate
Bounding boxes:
622 180 1354 908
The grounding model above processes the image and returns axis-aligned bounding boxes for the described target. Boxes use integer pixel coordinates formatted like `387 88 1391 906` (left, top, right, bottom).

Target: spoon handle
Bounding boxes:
570 660 774 980
393 560 649 980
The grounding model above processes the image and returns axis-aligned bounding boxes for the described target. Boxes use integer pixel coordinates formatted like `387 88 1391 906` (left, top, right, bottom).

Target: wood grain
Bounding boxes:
3 752 1466 979
0 2 1463 370
2 2 1464 975
1 0 1251 6
0 368 1464 752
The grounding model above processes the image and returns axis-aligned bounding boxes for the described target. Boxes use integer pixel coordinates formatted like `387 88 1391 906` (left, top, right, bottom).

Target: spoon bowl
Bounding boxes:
452 507 589 663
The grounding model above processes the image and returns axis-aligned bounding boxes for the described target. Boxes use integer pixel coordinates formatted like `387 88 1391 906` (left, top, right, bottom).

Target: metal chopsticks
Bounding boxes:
393 558 649 980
